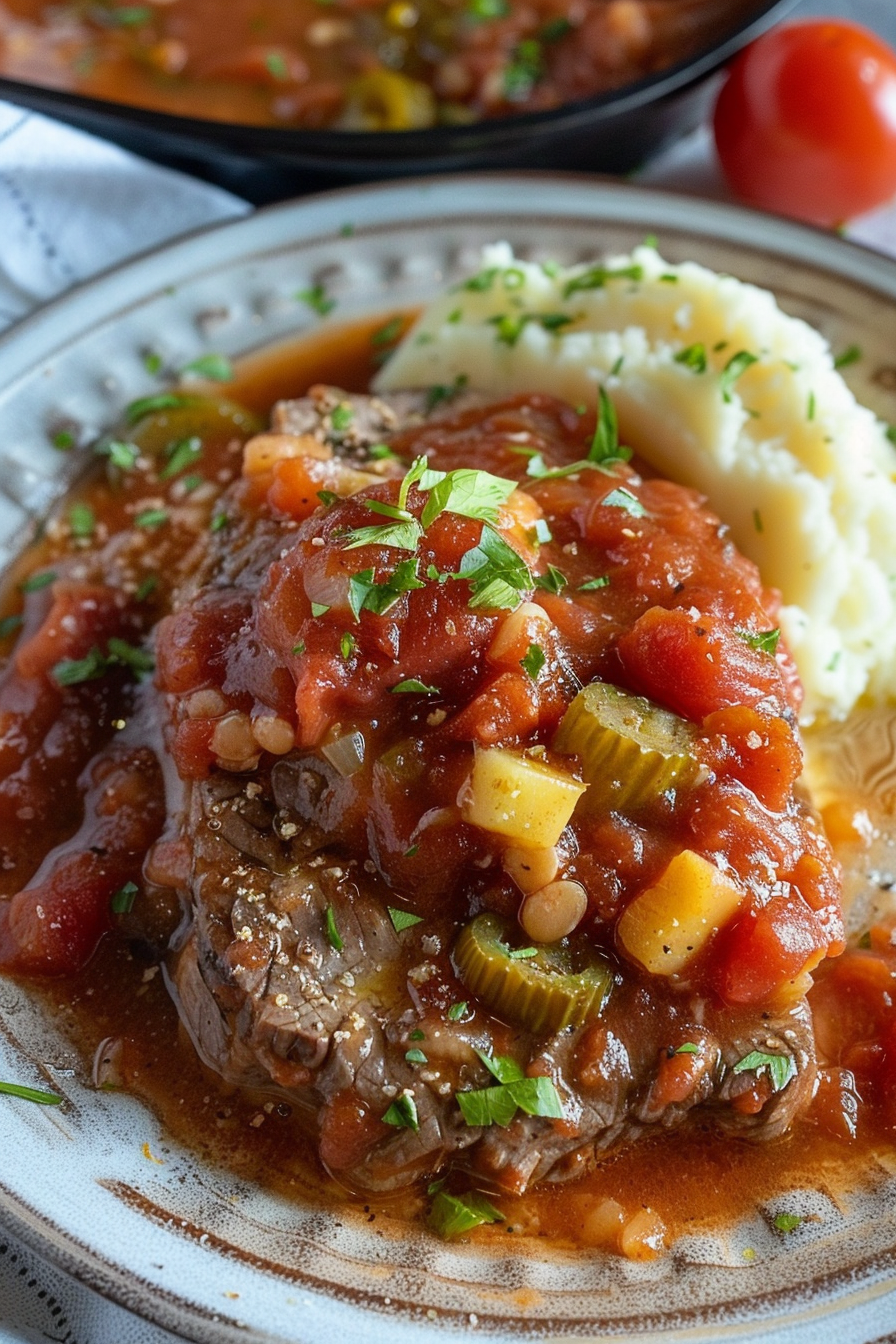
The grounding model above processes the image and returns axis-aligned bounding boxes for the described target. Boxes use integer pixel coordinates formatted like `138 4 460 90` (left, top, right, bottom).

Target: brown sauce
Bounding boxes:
0 0 763 131
8 314 896 1259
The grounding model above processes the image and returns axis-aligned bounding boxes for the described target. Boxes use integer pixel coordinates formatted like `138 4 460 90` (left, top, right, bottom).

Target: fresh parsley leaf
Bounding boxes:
447 1002 468 1022
425 373 469 412
507 946 538 959
520 643 546 680
674 343 708 374
325 904 344 952
292 641 306 656
111 881 138 914
391 679 440 694
405 1048 428 1064
264 50 288 79
458 1052 564 1127
143 351 163 375
0 1081 62 1106
503 38 543 100
51 429 76 451
340 632 356 660
311 602 330 618
331 403 354 432
534 564 567 595
579 575 609 591
106 637 154 678
602 487 646 517
457 1086 519 1128
180 353 233 383
463 267 500 292
736 627 780 656
719 350 758 404
125 393 195 425
474 1050 524 1084
807 390 816 421
371 316 404 347
68 502 95 538
210 512 228 533
410 1029 425 1041
489 311 574 347
368 442 399 461
773 1212 802 1233
51 646 108 686
134 508 168 529
19 571 56 593
674 1042 699 1055
833 344 861 369
98 439 140 470
589 386 624 463
135 574 158 602
458 525 532 610
563 264 643 298
159 436 202 480
428 1190 503 1238
733 1050 796 1093
382 1092 419 1131
0 615 23 639
343 519 422 552
540 15 572 40
420 467 517 529
296 283 336 316
347 560 425 620
388 907 424 932
467 0 510 19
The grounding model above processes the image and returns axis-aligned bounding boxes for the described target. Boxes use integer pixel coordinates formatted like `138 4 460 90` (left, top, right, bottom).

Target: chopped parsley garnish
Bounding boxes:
463 267 500 293
404 844 419 857
382 1092 419 1131
488 311 574 347
391 679 440 694
134 508 168 529
343 517 422 552
418 466 516 529
753 508 764 533
311 602 330 618
507 946 538 960
317 490 339 508
68 502 95 538
468 0 510 21
388 907 424 932
534 564 567 595
135 574 158 602
296 283 336 316
0 615 23 639
719 350 758 404
410 1029 425 1041
733 1050 795 1093
159 436 202 480
540 15 572 40
347 560 425 619
125 392 195 425
887 425 896 445
405 1048 428 1064
143 351 163 375
674 1042 699 1055
51 429 75 451
447 1002 468 1021
19 571 56 593
340 632 356 660
525 388 629 481
579 575 609 591
180 353 233 383
736 627 780 656
264 50 288 79
331 403 354 432
563 264 643 298
458 525 532 610
602 486 646 517
610 354 624 377
105 6 152 26
0 1081 62 1106
52 637 154 687
111 881 138 914
674 342 708 374
520 643 546 681
428 1190 503 1239
368 443 400 461
530 518 552 545
425 373 468 412
325 904 344 952
833 344 862 369
292 641 306 656
773 1212 803 1234
210 512 229 533
99 439 140 470
503 38 543 99
807 390 816 421
456 1050 564 1128
371 316 404 347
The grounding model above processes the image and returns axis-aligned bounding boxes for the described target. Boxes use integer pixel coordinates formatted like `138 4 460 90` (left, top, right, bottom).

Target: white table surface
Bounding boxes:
1 0 895 1340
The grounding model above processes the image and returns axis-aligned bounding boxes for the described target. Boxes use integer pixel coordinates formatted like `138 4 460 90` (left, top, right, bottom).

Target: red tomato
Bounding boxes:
713 20 896 227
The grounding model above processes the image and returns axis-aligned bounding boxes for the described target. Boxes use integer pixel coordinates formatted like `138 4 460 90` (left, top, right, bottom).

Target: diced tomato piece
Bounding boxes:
15 581 128 681
446 671 539 745
155 593 251 694
714 895 827 1004
318 1088 386 1172
616 606 790 723
699 705 802 811
171 718 217 779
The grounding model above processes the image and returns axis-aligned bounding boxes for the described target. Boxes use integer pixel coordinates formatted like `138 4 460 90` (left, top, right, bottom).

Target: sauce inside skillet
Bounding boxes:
0 0 762 130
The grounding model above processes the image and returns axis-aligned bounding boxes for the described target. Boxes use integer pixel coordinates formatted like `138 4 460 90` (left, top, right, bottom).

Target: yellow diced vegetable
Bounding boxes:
616 849 746 975
461 746 586 850
242 432 331 477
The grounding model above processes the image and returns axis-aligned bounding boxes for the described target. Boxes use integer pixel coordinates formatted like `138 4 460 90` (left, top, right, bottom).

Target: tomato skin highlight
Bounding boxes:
713 20 896 227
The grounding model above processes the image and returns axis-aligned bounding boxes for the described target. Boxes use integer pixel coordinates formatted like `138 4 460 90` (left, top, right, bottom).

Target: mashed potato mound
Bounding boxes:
376 242 896 722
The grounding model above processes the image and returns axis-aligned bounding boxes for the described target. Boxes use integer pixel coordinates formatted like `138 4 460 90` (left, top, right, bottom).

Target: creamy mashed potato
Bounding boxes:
376 242 896 722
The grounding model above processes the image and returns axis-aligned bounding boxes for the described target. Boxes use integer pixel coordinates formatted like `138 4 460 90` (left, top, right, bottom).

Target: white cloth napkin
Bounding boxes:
1 55 896 1344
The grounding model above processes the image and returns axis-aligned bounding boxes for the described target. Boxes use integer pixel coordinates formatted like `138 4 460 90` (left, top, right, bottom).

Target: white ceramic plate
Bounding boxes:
1 176 896 1344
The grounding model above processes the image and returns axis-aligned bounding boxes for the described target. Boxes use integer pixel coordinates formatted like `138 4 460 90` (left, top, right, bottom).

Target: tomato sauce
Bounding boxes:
0 316 891 1258
0 0 763 130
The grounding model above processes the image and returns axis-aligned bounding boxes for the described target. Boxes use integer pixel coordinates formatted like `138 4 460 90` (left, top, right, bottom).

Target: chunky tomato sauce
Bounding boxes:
0 0 762 130
0 316 890 1258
